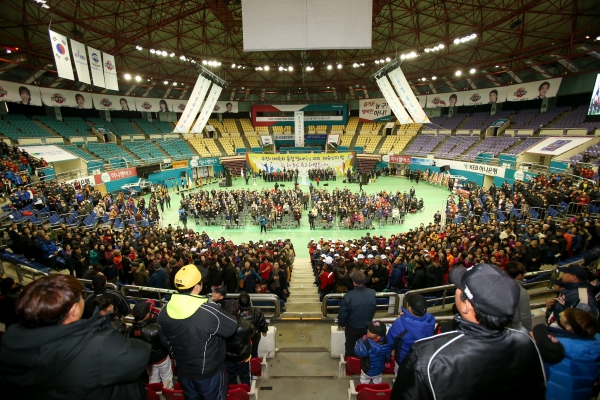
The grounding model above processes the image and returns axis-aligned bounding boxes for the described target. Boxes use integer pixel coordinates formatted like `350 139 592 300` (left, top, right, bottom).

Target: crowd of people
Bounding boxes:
260 168 299 183
307 168 336 182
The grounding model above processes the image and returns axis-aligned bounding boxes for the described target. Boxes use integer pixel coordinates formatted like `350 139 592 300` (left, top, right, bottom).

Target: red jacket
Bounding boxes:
320 270 335 289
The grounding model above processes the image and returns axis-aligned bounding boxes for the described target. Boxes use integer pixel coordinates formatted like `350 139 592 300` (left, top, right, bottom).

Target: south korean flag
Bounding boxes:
49 30 75 80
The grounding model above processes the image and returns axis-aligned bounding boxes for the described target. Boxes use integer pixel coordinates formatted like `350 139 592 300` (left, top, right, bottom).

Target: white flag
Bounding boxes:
103 53 119 91
388 67 430 124
174 75 210 133
377 76 412 124
69 39 91 84
49 30 74 80
87 47 105 88
192 84 222 133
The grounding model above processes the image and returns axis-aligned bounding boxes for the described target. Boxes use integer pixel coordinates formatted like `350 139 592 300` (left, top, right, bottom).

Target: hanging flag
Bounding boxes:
102 53 119 91
69 39 91 84
174 75 210 133
376 76 413 124
87 47 105 88
387 67 430 123
49 30 75 80
192 84 222 133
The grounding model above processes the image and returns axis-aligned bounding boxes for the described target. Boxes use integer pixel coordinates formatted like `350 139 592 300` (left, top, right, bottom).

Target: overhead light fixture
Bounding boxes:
306 66 314 71
231 63 236 68
455 70 462 76
421 77 426 81
164 80 168 84
353 63 359 68
495 65 500 68
41 4 50 8
217 61 221 66
135 45 142 51
202 60 207 65
124 73 131 80
424 43 445 53
264 65 269 71
179 55 186 61
169 52 175 57
337 64 342 69
597 36 600 41
135 76 141 82
585 36 590 39
375 60 380 64
172 82 177 86
288 66 293 71
255 66 263 71
453 38 460 45
327 65 333 70
400 52 418 60
6 50 11 54
278 66 284 71
454 33 477 45
161 51 167 56
431 76 437 80
385 57 391 62
469 68 476 74
150 49 156 54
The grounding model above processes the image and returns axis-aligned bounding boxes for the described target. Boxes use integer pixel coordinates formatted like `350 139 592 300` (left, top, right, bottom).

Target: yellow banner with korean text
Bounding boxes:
246 152 355 176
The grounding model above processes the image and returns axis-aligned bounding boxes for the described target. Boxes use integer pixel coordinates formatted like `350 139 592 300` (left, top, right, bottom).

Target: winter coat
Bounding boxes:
128 316 169 365
225 317 256 363
0 310 151 400
338 285 376 329
354 335 391 377
386 307 435 364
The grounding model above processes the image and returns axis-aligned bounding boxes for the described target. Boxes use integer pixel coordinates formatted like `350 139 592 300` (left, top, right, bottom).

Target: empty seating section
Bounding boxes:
330 125 344 132
434 135 479 159
360 122 384 134
239 119 256 134
564 143 600 165
1 115 54 141
552 105 600 133
246 136 261 148
354 133 381 153
461 110 512 132
272 126 291 133
404 134 445 157
122 141 163 162
423 113 468 131
153 121 173 133
88 118 122 136
223 119 241 135
378 131 416 154
256 126 269 134
339 133 354 148
509 107 569 133
461 136 520 161
86 143 136 163
307 125 327 133
133 119 160 135
219 137 245 155
502 137 543 155
64 117 92 134
346 117 359 133
111 118 139 136
55 144 97 161
188 137 221 157
155 139 195 159
36 116 81 139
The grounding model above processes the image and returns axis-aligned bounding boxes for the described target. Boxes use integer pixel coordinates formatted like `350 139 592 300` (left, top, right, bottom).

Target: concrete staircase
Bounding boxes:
214 138 228 156
282 258 321 319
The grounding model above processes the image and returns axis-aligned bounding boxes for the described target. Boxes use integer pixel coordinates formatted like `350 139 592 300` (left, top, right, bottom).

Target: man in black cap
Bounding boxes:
392 263 546 399
223 300 256 387
211 285 228 308
83 275 129 318
128 300 173 389
546 264 599 325
338 270 377 358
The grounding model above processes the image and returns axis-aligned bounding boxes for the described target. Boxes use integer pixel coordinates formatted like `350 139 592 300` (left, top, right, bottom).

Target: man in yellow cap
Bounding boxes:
158 265 237 400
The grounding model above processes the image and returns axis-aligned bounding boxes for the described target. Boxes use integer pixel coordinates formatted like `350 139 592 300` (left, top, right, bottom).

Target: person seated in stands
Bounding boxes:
354 321 391 384
224 300 256 387
0 275 151 399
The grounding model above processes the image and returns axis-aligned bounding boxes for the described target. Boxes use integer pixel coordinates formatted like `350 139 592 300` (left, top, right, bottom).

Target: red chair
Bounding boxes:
162 387 185 400
174 382 182 390
383 357 395 375
144 382 164 393
227 387 250 400
229 384 251 392
345 356 361 376
250 357 262 377
356 383 391 400
145 387 160 400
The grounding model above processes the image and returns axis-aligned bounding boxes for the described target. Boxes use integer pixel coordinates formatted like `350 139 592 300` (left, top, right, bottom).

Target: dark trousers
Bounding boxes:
179 366 227 400
344 325 367 358
226 360 251 387
260 225 267 233
251 334 261 359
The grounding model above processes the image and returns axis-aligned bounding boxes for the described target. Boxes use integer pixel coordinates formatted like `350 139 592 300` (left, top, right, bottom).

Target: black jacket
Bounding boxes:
368 265 388 292
226 317 256 363
158 294 237 380
128 316 169 364
240 304 268 335
425 264 444 288
0 311 151 400
338 285 377 329
410 265 427 290
84 287 130 319
391 316 546 400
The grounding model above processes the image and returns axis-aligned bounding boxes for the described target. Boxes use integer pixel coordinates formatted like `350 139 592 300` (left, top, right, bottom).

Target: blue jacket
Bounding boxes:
354 335 391 377
388 263 406 289
41 239 58 259
546 332 600 400
148 268 167 289
387 307 435 365
258 216 268 226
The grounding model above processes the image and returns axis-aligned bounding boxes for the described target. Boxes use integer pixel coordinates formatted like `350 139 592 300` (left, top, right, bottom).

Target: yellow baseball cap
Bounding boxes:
174 265 202 290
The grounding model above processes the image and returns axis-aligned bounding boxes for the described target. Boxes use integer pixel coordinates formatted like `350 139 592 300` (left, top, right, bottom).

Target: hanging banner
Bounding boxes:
383 155 411 164
87 47 105 88
505 78 562 102
102 53 119 91
294 111 304 147
246 152 355 176
456 90 485 107
411 157 437 166
48 30 75 81
134 97 171 112
212 101 238 113
192 84 222 133
416 95 427 108
174 75 210 133
388 68 430 123
69 39 91 84
0 81 42 106
376 76 412 124
426 93 454 108
173 99 188 113
92 94 131 111
40 87 92 109
358 98 391 122
94 167 137 184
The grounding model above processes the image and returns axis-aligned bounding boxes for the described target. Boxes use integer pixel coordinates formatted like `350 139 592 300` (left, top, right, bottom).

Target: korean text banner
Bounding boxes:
69 39 91 84
174 75 209 133
387 68 430 123
246 152 355 176
87 47 105 88
505 78 562 102
416 95 427 108
0 80 42 106
102 53 119 91
49 30 75 81
212 101 238 114
18 145 77 162
358 98 391 122
294 111 304 147
377 76 412 124
192 84 222 133
40 87 92 109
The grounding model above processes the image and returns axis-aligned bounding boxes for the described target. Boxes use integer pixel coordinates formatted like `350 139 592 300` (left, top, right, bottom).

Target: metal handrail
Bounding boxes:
78 278 119 293
401 284 456 310
223 293 282 319
321 292 400 318
15 264 49 283
121 285 178 308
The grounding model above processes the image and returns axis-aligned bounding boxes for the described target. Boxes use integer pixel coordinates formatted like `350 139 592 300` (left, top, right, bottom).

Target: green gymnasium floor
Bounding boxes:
149 176 450 245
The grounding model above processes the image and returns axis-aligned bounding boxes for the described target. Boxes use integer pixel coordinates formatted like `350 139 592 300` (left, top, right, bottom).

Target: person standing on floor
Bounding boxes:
338 271 377 358
158 265 237 400
259 214 268 234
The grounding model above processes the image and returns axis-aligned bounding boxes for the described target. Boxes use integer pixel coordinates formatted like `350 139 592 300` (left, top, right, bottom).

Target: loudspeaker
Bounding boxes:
343 179 347 183
440 165 450 172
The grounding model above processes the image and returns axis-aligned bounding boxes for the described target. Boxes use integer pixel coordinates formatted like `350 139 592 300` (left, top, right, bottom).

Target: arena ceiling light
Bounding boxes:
385 57 391 62
231 63 236 68
469 68 476 74
327 65 333 70
172 82 177 86
432 76 437 80
202 60 207 65
163 80 168 84
278 66 284 71
150 49 156 54
400 52 418 60
264 65 270 71
306 66 314 71
135 76 141 82
169 52 175 57
160 51 167 56
124 73 131 80
424 44 445 53
288 66 293 71
135 45 142 51
41 4 50 8
455 70 462 76
453 33 477 45
337 64 343 69
255 66 263 71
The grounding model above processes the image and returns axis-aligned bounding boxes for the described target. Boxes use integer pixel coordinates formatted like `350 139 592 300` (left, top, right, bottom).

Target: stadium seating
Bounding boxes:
423 113 468 131
239 118 256 134
404 134 446 157
219 137 245 155
378 131 416 154
85 143 137 163
354 132 381 153
461 136 520 161
154 120 174 133
64 117 92 134
551 105 600 133
346 117 359 133
433 135 479 159
111 118 140 136
188 137 222 157
461 110 513 132
509 107 569 133
1 115 54 141
502 137 543 155
122 140 163 162
55 144 98 161
36 116 83 139
87 118 123 137
132 118 160 135
155 139 195 159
